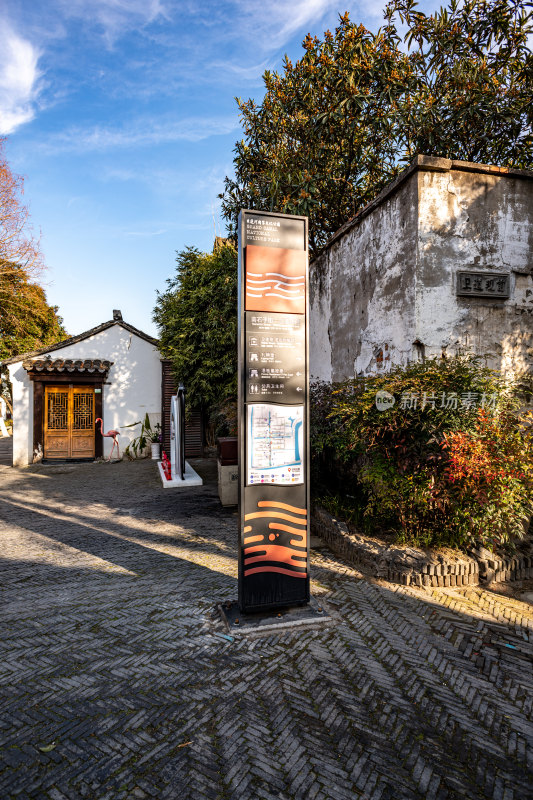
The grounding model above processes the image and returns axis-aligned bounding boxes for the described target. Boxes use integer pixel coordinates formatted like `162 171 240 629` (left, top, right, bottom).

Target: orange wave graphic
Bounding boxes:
244 566 307 578
244 511 306 526
243 534 264 544
268 522 307 547
257 501 307 516
245 245 306 314
242 498 309 580
244 544 307 567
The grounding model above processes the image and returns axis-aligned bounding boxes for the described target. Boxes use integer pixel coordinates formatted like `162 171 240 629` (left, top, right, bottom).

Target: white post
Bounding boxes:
0 398 8 437
169 394 185 480
170 395 177 478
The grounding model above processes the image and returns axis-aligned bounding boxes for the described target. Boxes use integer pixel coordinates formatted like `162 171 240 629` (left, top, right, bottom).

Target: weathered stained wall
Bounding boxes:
416 164 533 374
310 156 533 381
310 168 419 381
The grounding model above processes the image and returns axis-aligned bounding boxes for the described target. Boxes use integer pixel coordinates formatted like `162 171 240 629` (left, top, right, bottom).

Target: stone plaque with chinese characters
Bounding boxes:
456 271 510 299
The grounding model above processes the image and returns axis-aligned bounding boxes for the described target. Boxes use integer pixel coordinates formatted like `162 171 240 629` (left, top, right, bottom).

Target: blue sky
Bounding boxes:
1 0 441 338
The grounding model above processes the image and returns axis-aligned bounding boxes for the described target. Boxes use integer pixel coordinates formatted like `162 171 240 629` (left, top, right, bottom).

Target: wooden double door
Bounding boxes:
44 386 96 459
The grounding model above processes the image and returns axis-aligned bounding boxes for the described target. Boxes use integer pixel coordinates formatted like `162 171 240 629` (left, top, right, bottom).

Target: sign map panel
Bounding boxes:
247 403 304 486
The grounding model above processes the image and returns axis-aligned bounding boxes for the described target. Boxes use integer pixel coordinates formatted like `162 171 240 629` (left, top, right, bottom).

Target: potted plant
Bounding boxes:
149 425 162 460
213 398 238 464
122 415 161 460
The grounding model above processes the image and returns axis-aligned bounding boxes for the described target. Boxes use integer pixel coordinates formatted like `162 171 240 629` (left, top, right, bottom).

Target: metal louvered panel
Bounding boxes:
185 411 203 457
161 360 204 459
161 360 175 458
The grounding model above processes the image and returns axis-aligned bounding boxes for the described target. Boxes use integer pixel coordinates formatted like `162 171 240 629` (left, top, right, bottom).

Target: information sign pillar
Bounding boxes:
238 210 309 613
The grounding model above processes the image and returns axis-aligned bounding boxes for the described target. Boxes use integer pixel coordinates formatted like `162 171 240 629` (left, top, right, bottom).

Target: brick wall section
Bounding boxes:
477 551 533 583
312 507 533 588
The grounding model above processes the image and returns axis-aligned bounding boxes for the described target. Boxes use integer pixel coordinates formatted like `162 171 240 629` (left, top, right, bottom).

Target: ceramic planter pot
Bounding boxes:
217 436 238 465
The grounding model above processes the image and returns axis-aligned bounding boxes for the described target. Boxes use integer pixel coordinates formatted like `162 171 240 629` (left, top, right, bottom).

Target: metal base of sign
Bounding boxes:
157 460 203 488
218 597 332 635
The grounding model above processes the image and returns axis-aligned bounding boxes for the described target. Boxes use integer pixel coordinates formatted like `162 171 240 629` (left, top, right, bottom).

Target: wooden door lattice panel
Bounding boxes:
73 392 94 430
47 392 68 430
71 388 95 457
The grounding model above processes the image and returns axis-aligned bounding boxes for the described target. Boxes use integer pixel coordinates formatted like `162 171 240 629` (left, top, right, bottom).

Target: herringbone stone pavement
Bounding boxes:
0 458 532 800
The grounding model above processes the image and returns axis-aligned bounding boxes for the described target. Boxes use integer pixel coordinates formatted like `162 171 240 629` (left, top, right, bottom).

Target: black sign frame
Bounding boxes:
177 384 186 480
238 210 310 613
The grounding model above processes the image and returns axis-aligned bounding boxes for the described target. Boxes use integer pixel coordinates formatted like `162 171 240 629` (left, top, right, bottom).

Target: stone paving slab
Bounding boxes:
0 435 12 466
0 458 532 800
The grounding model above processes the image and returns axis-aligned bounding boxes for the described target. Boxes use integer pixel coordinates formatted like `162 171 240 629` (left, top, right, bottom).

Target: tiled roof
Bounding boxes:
23 358 113 374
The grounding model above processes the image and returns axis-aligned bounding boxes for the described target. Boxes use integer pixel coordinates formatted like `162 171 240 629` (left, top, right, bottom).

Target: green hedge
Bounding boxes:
311 356 533 550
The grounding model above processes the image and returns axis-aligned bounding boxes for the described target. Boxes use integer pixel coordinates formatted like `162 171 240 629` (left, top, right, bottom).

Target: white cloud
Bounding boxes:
229 0 337 52
0 23 42 134
355 0 393 22
209 58 271 83
125 228 167 237
40 114 239 153
57 0 169 46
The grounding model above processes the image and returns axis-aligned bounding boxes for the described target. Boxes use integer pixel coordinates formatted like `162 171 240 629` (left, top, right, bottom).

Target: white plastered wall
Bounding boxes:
309 170 419 381
8 361 34 466
8 323 161 466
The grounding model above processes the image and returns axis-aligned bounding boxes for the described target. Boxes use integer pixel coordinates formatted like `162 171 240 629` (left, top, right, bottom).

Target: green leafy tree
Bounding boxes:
221 0 532 257
153 242 238 416
0 264 67 363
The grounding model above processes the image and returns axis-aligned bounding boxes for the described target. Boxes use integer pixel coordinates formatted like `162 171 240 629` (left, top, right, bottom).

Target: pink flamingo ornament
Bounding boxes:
95 417 120 461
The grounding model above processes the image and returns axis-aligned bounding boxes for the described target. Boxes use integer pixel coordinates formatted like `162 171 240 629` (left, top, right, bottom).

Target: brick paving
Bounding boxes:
0 458 532 800
0 436 12 466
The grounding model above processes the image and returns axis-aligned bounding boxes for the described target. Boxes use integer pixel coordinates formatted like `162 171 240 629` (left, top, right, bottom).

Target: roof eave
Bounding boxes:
1 319 159 367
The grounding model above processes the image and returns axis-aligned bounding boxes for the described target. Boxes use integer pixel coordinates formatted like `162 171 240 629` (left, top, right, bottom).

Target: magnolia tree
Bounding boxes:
221 0 533 257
